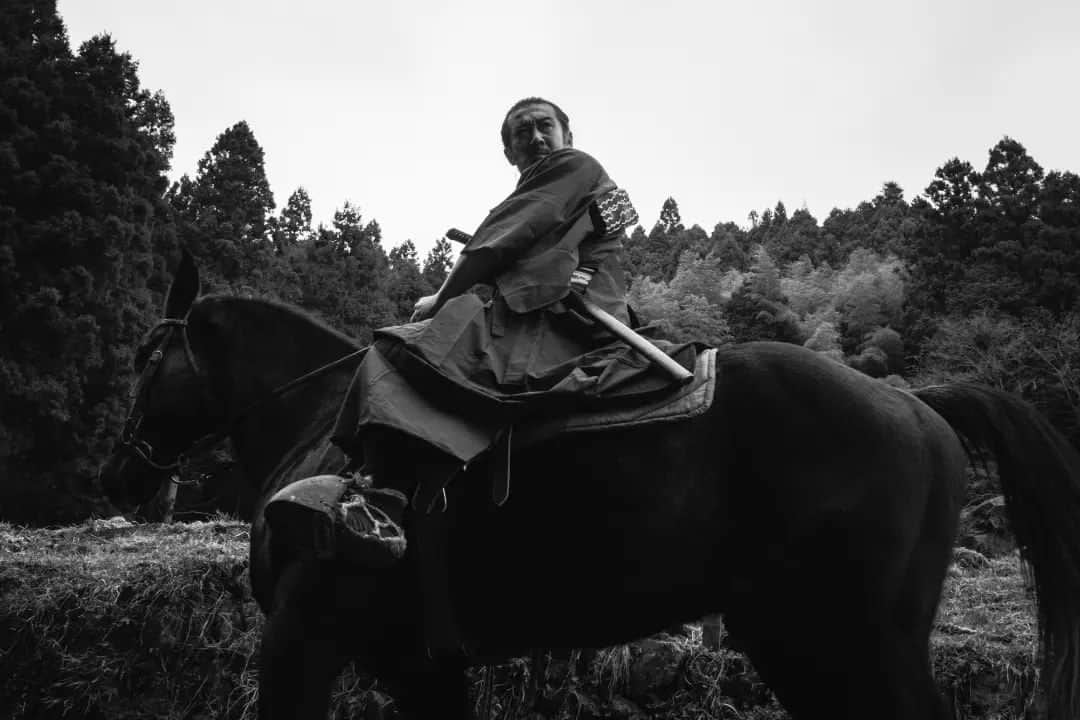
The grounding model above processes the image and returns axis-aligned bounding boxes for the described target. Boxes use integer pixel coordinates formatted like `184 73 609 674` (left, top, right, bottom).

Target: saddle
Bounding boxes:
486 347 718 505
513 347 716 445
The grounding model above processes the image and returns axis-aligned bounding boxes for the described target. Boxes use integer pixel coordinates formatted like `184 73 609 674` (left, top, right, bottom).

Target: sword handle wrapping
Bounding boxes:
445 228 472 245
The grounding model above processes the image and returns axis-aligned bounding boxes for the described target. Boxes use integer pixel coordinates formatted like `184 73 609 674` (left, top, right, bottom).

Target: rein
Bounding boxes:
120 315 365 481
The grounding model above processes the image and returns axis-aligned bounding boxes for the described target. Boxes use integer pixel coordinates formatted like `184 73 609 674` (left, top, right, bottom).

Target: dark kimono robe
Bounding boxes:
333 148 693 463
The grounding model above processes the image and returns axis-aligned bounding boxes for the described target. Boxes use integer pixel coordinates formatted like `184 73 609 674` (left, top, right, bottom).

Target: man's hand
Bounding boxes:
411 294 439 322
570 267 595 293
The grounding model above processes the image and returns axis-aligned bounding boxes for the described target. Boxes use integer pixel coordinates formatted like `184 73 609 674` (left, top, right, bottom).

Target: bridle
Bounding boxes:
119 318 209 479
118 314 364 483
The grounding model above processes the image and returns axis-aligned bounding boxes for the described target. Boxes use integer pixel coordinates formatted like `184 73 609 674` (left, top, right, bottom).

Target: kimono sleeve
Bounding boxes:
461 149 609 269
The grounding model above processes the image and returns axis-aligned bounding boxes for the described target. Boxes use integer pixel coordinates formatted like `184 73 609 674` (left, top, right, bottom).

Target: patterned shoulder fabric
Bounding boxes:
593 188 639 235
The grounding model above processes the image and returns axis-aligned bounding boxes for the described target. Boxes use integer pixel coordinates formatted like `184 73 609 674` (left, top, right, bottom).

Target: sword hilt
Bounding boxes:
445 228 472 245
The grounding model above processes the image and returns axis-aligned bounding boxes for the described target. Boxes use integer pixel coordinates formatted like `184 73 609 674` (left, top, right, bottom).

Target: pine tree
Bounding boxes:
0 2 175 522
709 222 750 272
633 198 695 282
724 247 802 344
659 197 683 233
903 158 984 320
388 240 433 321
276 186 313 252
422 236 455 289
305 202 394 341
1035 170 1080 314
173 121 276 291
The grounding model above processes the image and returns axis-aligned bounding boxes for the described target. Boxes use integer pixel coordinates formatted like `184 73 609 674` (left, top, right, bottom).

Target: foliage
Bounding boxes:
724 246 803 345
915 311 1080 443
624 198 711 282
904 139 1080 335
387 239 433 321
422 235 454 289
658 196 683 233
832 249 906 343
628 275 732 347
0 1 174 522
4 3 1080 522
168 121 277 294
821 182 923 264
273 186 313 252
748 201 833 265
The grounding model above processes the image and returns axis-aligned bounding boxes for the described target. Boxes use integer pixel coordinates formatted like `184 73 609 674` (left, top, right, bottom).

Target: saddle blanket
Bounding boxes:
510 347 717 451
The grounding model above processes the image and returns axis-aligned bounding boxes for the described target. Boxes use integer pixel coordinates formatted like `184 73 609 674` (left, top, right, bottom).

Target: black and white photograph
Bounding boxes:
2 1 1080 718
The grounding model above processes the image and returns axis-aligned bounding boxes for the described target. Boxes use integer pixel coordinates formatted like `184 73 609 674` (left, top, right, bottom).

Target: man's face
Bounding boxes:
503 102 572 172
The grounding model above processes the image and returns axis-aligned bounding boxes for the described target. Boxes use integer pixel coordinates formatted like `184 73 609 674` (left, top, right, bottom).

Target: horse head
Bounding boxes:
98 251 226 511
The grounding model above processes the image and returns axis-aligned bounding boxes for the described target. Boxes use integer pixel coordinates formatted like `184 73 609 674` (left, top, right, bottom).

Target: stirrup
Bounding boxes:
265 474 407 568
336 484 408 567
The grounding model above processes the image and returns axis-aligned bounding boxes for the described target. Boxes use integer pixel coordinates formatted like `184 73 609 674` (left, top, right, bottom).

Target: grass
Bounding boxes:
0 519 1042 719
0 517 262 719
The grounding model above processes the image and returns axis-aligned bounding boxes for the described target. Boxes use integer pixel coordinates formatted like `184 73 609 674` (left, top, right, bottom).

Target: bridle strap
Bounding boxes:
120 313 366 478
156 318 205 378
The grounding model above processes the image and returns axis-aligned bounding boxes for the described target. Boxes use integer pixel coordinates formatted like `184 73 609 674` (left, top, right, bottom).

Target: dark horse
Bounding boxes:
99 253 1080 720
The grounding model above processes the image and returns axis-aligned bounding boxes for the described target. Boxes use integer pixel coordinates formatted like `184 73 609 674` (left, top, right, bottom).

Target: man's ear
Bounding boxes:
503 145 515 165
565 130 574 147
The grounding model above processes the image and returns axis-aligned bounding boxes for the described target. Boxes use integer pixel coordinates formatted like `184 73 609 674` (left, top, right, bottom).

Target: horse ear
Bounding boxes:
164 249 200 319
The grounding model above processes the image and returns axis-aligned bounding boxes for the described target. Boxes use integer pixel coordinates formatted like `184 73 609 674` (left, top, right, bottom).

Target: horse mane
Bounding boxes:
193 293 363 352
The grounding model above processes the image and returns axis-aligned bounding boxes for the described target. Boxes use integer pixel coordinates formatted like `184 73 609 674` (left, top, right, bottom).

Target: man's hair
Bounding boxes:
500 97 570 148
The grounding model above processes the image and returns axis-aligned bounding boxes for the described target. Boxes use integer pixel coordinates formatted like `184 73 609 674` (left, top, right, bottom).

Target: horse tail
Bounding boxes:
913 383 1080 720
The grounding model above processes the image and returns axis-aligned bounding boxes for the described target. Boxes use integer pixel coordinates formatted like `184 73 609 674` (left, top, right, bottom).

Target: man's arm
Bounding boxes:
410 248 498 322
411 149 609 322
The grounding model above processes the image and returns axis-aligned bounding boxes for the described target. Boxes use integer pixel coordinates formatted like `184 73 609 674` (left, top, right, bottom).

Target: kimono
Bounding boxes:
332 148 694 464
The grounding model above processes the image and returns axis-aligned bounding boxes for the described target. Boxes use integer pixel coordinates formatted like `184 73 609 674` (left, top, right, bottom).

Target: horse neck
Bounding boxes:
192 296 360 490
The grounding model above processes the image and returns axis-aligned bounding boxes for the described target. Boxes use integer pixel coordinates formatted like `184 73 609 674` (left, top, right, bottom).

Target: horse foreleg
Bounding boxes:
257 559 347 720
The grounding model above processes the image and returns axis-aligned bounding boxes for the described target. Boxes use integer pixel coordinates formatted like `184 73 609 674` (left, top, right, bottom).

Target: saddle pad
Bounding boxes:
512 347 717 450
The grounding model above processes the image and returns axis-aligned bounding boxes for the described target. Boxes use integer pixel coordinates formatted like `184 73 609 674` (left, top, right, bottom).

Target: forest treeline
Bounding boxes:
3 1 1079 523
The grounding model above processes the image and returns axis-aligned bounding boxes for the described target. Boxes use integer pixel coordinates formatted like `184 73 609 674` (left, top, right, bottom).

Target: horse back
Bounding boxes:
712 341 967 530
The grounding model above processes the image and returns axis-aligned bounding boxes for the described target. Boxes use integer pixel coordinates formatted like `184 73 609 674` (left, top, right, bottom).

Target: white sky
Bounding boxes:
59 0 1080 257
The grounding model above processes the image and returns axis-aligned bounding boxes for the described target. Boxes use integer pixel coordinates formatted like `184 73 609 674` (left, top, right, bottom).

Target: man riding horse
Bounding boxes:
99 108 1080 714
267 97 694 565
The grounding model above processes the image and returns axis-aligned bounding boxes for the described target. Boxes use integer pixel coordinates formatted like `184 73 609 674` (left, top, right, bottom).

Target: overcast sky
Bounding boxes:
59 0 1080 257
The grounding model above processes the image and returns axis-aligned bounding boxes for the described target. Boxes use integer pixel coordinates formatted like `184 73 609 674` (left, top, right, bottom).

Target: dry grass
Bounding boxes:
1 517 262 719
0 521 1041 719
933 554 1042 719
